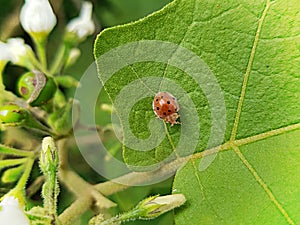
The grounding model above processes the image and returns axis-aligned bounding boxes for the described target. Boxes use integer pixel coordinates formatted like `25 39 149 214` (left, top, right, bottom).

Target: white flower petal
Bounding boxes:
0 42 13 62
6 38 33 64
66 1 95 39
0 196 30 225
20 0 57 34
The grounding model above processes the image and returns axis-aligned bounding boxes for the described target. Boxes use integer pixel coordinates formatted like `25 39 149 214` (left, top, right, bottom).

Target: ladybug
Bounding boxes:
152 92 180 126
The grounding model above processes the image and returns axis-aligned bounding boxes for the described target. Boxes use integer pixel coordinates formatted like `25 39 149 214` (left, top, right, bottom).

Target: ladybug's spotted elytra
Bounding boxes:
152 92 180 126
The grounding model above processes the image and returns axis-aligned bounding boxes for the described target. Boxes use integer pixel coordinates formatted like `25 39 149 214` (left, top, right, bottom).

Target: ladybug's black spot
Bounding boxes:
167 101 170 104
163 112 167 116
172 97 175 100
168 110 172 112
175 108 177 111
156 98 159 101
161 96 163 98
156 107 160 110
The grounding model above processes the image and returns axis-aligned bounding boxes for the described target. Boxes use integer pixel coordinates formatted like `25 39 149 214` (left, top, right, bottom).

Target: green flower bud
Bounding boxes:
18 70 57 106
40 137 59 174
135 194 186 219
39 137 60 219
0 105 28 125
99 194 186 225
65 48 81 68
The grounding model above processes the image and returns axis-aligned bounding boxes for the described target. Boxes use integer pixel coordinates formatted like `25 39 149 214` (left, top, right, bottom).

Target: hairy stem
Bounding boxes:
59 196 93 225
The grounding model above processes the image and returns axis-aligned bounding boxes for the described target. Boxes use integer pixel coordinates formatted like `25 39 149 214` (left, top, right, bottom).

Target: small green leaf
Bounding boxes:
2 164 25 183
0 158 27 170
0 144 33 157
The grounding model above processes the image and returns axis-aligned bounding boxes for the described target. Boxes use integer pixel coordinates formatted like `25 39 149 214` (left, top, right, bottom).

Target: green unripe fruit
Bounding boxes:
18 71 57 106
18 72 35 99
0 105 27 124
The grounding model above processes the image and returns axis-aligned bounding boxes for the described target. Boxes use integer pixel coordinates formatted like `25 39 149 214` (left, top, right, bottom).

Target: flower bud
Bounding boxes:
0 196 30 225
65 1 95 44
0 105 28 125
65 48 81 68
20 0 57 40
17 70 57 106
135 194 186 219
40 137 59 174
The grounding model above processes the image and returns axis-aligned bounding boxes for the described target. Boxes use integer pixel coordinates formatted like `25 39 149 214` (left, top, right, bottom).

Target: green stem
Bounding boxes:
29 52 48 74
59 157 188 225
24 115 54 135
43 173 56 214
59 196 93 225
100 209 140 225
50 44 70 74
0 61 6 89
42 170 60 224
15 158 34 191
34 38 48 71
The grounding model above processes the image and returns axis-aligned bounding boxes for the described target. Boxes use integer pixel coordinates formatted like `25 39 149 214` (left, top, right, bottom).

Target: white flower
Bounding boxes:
0 38 36 69
0 42 13 62
66 1 95 40
6 38 34 65
0 196 30 225
20 0 57 35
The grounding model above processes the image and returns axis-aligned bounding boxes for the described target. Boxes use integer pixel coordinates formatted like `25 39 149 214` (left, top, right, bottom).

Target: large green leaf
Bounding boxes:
94 0 300 224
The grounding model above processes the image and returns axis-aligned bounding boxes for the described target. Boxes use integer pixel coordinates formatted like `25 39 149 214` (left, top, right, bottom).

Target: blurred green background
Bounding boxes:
0 0 176 224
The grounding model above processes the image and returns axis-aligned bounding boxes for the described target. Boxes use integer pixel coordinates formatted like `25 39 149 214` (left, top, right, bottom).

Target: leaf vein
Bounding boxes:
192 122 300 160
230 0 271 141
191 159 224 222
193 4 241 23
232 145 295 225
